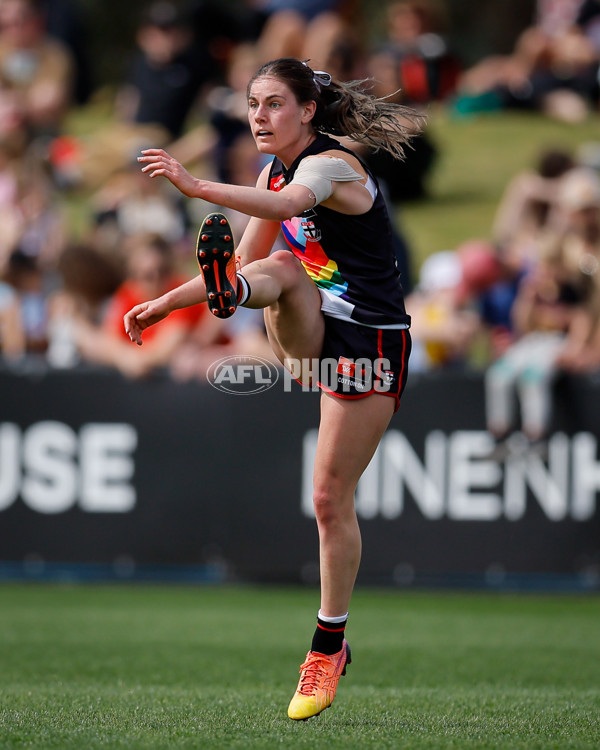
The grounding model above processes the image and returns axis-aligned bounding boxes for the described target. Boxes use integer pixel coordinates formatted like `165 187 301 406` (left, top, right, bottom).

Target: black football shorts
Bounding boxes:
317 315 411 411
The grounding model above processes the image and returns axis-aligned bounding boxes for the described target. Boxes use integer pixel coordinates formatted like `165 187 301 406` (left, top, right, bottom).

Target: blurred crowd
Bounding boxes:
0 0 599 444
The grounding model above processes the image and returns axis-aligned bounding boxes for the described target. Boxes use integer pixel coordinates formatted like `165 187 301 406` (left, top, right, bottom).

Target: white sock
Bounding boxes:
236 272 251 306
318 609 349 623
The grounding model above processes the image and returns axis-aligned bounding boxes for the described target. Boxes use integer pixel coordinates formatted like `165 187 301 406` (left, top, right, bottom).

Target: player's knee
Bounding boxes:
269 249 304 286
312 484 349 527
313 490 337 527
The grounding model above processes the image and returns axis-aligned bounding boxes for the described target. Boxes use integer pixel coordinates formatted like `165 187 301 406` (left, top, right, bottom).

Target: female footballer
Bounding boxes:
125 57 422 720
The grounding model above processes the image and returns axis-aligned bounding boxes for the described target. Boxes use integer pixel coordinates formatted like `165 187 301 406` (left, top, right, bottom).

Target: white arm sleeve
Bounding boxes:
289 156 365 205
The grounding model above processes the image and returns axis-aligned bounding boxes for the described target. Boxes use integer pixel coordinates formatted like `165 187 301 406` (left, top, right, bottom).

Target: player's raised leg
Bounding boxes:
125 216 323 353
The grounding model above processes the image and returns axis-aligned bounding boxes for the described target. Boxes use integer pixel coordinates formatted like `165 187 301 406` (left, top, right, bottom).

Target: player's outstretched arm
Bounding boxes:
137 148 315 220
124 275 207 345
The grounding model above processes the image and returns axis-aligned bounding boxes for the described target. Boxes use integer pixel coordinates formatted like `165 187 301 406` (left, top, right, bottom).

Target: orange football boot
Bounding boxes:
287 640 351 720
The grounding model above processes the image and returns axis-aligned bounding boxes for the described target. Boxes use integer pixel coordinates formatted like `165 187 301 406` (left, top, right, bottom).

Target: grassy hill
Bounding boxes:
400 108 600 271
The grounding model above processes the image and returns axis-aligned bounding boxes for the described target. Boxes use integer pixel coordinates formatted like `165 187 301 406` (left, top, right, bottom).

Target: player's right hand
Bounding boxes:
124 300 170 345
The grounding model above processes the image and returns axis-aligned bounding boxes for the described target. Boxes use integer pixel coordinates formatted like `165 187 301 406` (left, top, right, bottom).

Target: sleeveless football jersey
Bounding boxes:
268 134 411 328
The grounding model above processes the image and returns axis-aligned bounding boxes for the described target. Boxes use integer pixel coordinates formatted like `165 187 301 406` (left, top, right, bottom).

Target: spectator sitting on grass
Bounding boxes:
454 0 600 122
115 1 214 142
0 275 24 360
368 0 460 106
485 227 600 454
3 249 47 354
491 147 576 274
407 249 481 372
0 0 74 148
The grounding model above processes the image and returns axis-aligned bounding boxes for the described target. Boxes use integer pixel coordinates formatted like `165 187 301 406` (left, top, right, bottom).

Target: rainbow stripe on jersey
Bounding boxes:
280 214 349 297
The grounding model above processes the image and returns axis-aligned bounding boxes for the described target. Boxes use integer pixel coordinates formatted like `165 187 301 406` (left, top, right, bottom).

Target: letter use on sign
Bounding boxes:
0 421 137 514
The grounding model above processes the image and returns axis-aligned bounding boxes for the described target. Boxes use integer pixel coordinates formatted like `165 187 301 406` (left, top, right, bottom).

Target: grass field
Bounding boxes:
1 584 599 749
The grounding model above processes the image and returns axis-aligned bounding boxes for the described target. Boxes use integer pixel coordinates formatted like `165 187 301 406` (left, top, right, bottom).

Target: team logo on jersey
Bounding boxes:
381 370 396 386
301 209 321 242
